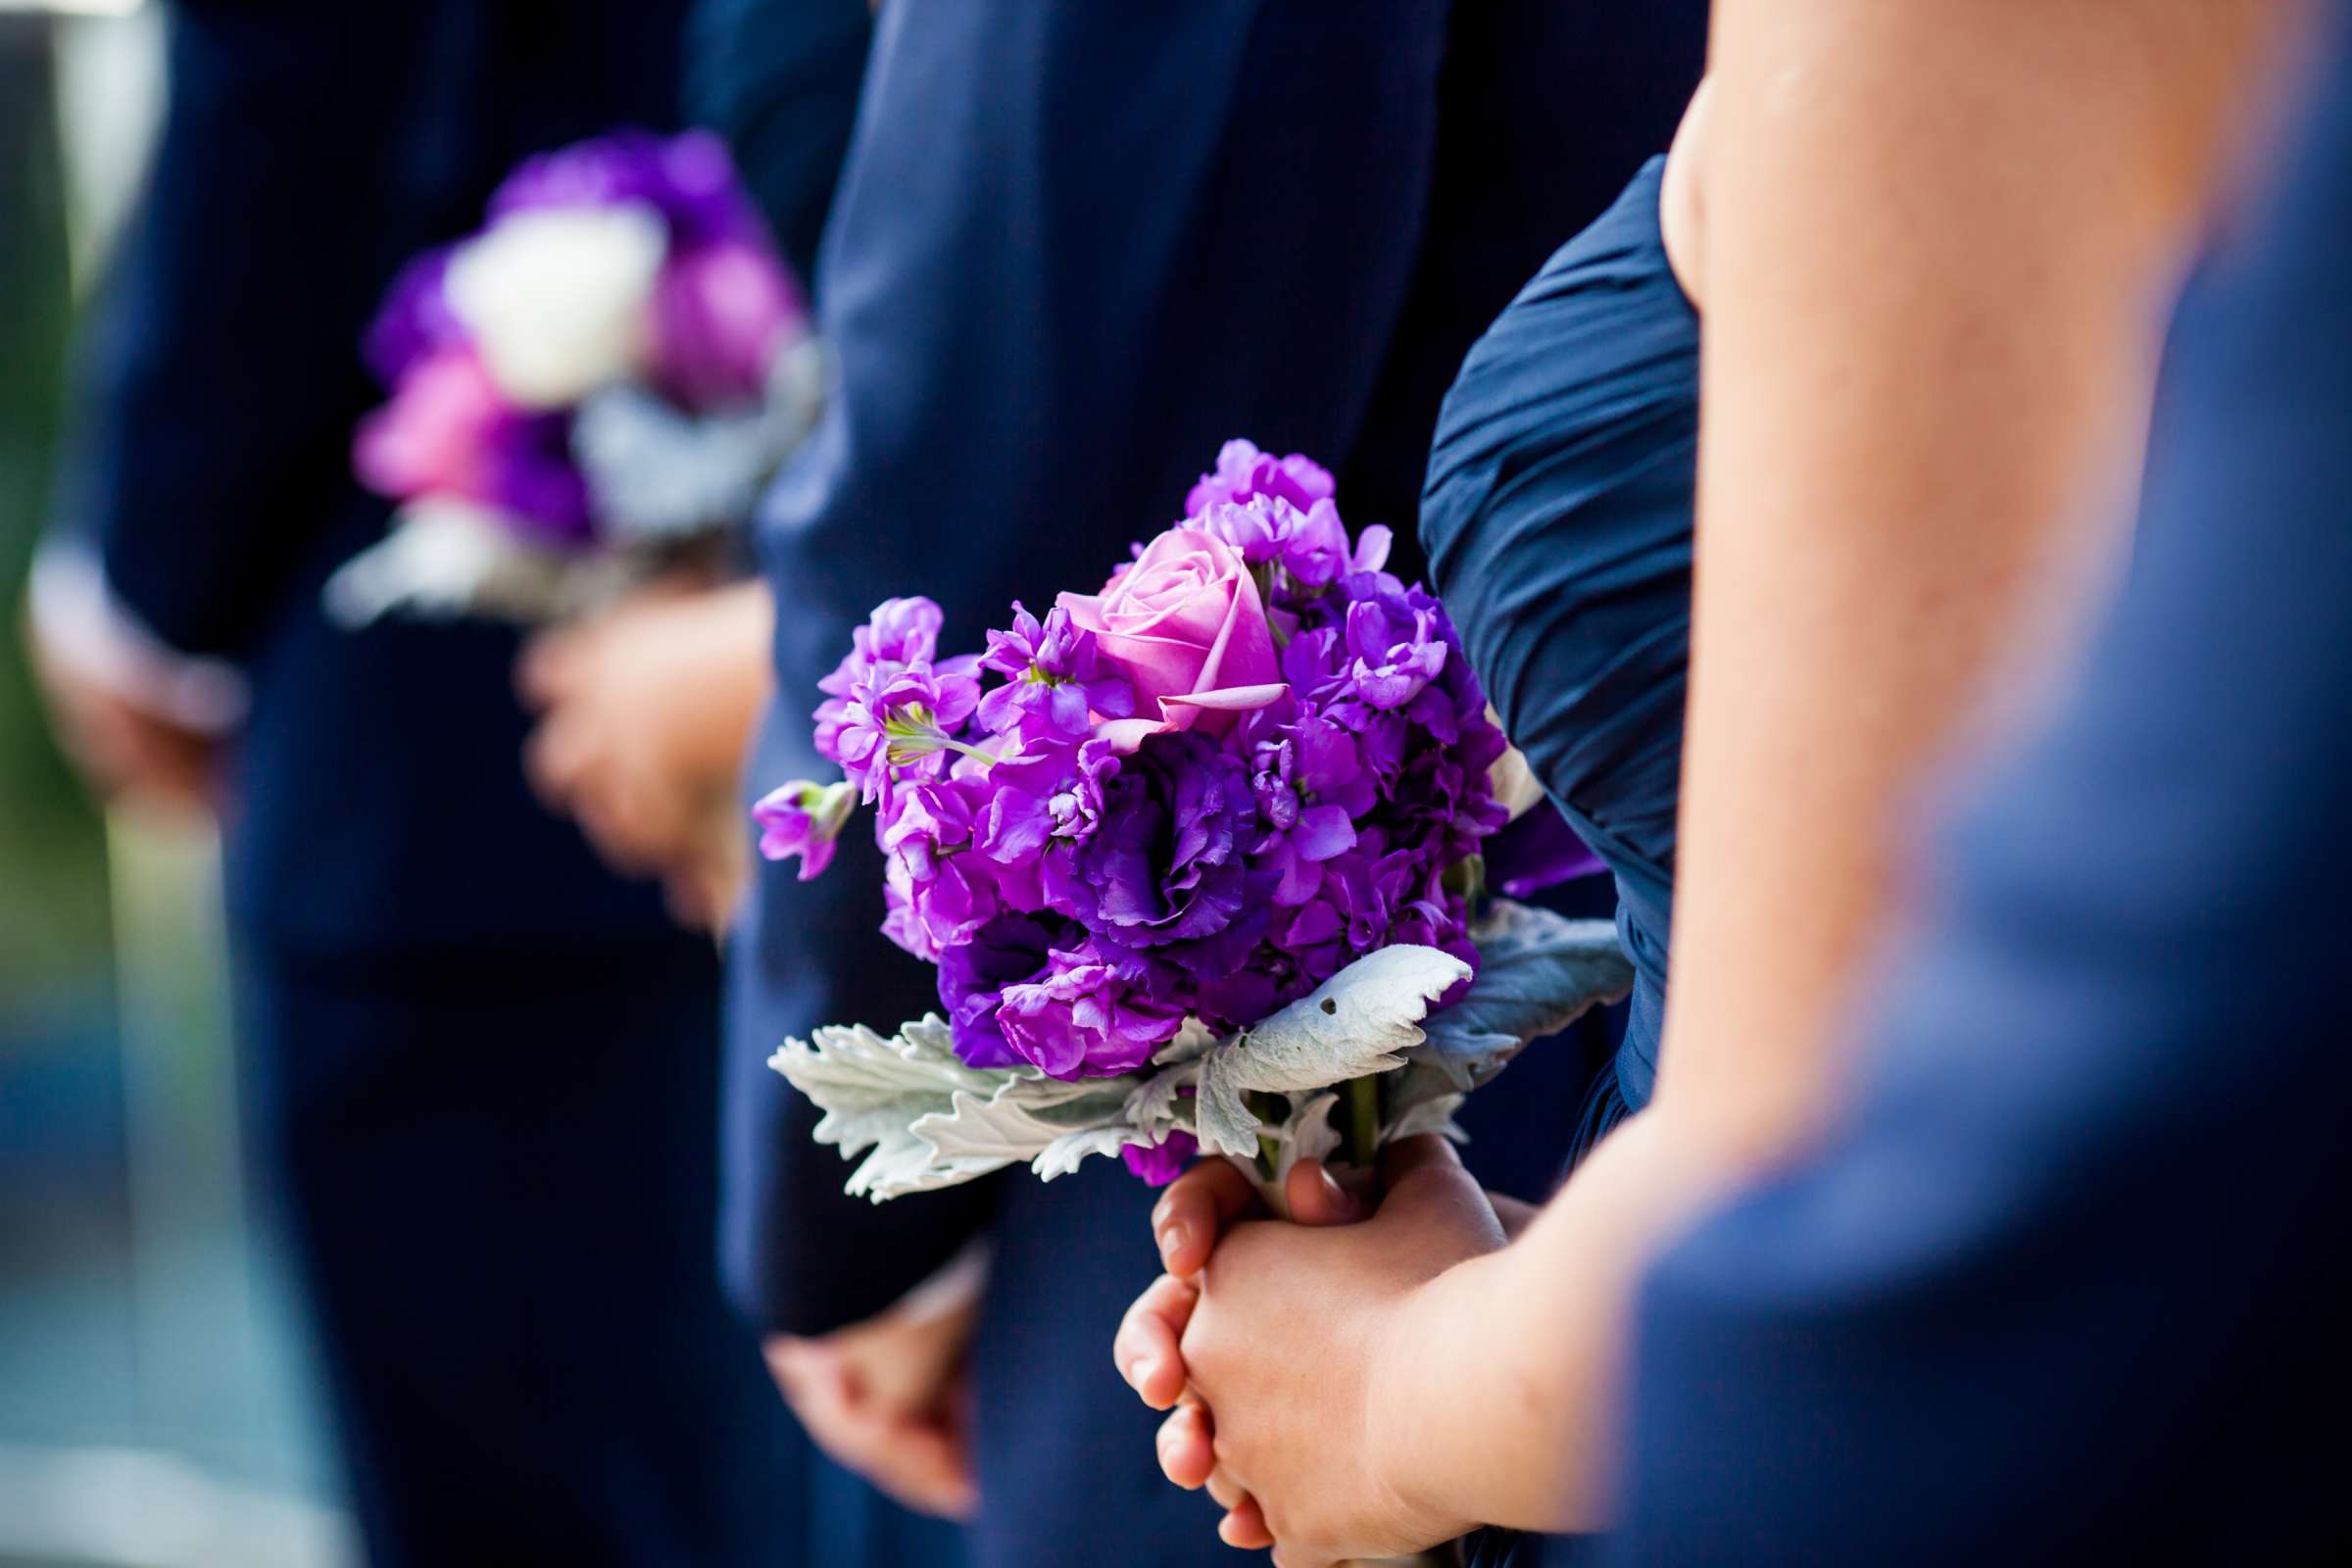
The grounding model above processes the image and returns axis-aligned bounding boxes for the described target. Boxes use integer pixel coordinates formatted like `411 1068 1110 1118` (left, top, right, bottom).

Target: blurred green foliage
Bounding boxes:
1 30 113 1004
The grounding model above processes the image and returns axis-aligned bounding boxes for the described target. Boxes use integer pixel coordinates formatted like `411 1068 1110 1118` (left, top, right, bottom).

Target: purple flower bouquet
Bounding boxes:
759 443 1633 1204
325 129 822 625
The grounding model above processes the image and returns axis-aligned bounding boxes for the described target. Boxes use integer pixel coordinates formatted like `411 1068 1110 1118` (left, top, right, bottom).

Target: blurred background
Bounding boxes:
0 3 354 1562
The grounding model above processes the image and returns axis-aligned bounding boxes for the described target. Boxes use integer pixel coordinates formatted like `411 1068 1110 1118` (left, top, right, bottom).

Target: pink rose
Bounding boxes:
1058 527 1283 736
353 345 506 499
353 344 593 540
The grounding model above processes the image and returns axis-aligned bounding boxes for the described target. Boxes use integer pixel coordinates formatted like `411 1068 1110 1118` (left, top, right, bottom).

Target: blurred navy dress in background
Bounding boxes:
43 1 937 1561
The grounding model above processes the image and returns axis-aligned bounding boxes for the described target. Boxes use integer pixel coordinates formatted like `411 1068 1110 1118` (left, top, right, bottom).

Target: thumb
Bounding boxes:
1374 1135 1498 1242
1283 1157 1369 1226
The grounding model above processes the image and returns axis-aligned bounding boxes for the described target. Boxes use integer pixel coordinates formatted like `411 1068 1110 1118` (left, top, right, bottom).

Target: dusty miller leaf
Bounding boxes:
1151 1018 1219 1069
1031 1126 1152 1183
1266 1091 1346 1193
1122 1068 1195 1141
769 1013 1134 1200
1383 1090 1468 1146
1194 945 1469 1157
1411 900 1632 1093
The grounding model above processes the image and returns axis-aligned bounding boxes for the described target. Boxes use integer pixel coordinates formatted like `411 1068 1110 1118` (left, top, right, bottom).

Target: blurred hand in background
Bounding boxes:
763 1280 982 1522
518 575 772 929
24 591 224 822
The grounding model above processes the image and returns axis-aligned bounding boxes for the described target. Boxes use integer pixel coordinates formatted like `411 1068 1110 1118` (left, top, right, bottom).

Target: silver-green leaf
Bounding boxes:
1194 945 1470 1158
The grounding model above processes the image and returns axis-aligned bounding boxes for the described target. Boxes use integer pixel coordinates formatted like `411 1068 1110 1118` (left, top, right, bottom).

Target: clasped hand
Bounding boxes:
1113 1137 1509 1566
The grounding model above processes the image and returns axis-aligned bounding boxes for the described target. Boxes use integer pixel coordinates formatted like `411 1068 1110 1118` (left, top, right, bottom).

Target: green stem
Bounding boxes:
1346 1073 1381 1169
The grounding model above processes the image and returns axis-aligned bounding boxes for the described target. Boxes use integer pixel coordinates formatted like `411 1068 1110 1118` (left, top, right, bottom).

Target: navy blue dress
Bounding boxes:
1420 157 1697 1568
1424 158 1698 1138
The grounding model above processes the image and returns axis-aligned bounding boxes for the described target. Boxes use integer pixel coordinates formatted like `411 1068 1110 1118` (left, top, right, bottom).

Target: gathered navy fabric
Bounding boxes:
1422 159 1698 1127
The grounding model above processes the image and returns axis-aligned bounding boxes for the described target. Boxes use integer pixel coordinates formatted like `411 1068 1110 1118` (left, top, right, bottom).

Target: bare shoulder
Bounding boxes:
1660 77 1710 311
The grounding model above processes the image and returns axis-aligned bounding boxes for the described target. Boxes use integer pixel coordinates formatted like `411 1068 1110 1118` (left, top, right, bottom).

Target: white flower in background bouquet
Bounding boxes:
326 129 824 625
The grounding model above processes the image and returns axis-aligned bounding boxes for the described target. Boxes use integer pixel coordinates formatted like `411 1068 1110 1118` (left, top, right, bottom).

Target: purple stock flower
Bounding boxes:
879 777 979 868
819 605 982 801
1345 594 1449 710
977 603 1135 743
885 845 998 963
820 597 944 701
1198 495 1393 589
751 779 858 880
1232 704 1360 906
935 918 1187 1078
363 249 466 383
1122 1130 1198 1187
1183 438 1337 517
977 735 1121 871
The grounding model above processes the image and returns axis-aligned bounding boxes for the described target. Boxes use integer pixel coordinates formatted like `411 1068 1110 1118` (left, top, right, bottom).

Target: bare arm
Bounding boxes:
1371 0 2296 1535
1662 0 2287 1153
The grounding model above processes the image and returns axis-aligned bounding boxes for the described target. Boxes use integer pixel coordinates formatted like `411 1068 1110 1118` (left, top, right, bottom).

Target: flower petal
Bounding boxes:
1159 683 1289 713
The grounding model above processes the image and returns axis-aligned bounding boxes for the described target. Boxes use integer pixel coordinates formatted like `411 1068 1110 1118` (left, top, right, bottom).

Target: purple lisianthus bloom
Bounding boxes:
489 127 764 251
751 779 858 881
1070 730 1256 948
936 913 1059 1067
977 603 1135 744
647 234 806 412
995 942 1189 1079
1486 802 1605 898
1123 1130 1199 1187
1183 438 1337 517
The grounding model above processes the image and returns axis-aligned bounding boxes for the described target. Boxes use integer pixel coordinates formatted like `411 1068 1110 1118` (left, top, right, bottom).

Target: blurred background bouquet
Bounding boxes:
327 127 821 625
